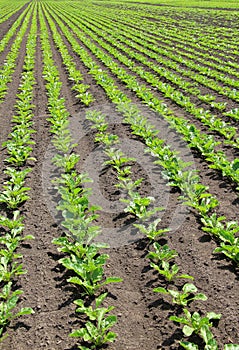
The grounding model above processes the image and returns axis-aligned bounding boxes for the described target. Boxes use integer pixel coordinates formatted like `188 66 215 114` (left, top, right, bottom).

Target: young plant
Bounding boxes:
60 249 122 295
151 260 193 282
154 283 207 306
52 153 80 173
0 282 34 342
147 242 178 263
134 218 170 241
121 192 161 220
0 184 30 209
104 148 135 173
170 308 221 337
70 293 117 348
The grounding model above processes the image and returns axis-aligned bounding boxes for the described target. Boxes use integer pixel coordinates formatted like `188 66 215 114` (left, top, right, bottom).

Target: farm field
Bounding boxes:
0 0 239 349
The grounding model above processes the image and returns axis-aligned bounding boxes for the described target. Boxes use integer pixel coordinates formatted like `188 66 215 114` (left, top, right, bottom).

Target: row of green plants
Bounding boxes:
0 3 33 103
86 11 239 123
0 3 23 25
45 5 239 194
75 13 227 112
85 109 238 349
73 3 239 73
43 4 239 266
83 5 239 107
42 5 94 107
85 109 167 236
121 6 239 63
0 4 37 341
70 8 227 102
68 15 237 143
39 6 121 349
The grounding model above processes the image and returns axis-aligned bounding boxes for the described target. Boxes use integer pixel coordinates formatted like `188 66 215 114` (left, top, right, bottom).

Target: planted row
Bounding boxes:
0 4 37 341
39 5 121 349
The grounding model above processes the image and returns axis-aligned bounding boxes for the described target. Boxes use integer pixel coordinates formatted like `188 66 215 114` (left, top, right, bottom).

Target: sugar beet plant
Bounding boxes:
39 6 121 349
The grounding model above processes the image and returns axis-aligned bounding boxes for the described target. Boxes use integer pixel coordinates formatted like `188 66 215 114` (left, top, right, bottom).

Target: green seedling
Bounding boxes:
60 250 122 295
52 236 109 260
214 240 239 265
154 283 207 306
0 210 24 234
80 92 95 106
95 132 119 148
0 184 30 209
116 177 143 191
134 218 169 241
5 145 36 166
147 242 178 263
3 129 35 147
180 324 239 350
0 282 34 342
121 192 161 220
3 167 31 187
0 252 26 283
53 171 92 191
52 128 77 153
53 153 80 173
104 148 135 172
86 110 108 133
151 260 193 282
170 308 221 337
70 293 117 348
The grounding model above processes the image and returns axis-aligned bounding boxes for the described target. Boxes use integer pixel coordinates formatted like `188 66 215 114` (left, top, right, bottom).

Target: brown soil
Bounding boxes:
0 3 238 350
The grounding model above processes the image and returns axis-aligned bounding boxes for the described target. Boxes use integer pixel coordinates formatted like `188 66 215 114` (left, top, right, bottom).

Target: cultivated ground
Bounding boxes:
0 1 238 349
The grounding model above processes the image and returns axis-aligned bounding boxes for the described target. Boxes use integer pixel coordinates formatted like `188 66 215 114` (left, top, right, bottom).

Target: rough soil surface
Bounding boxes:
0 2 238 350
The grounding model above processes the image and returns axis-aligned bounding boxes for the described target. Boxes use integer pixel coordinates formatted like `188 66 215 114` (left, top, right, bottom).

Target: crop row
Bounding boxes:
39 5 122 349
0 3 37 341
0 3 33 103
0 2 24 25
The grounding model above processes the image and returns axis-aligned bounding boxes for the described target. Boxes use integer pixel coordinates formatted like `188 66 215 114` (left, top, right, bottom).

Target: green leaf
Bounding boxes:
67 276 83 285
206 312 221 320
183 283 197 294
180 341 199 350
153 287 167 294
178 274 194 280
95 293 108 308
194 293 208 301
183 325 194 337
104 331 117 342
224 345 239 350
70 329 86 338
15 307 34 318
103 277 123 285
170 315 188 324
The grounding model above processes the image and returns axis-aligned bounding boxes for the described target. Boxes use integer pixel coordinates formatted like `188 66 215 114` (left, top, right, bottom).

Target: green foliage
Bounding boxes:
70 293 117 348
154 283 207 306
